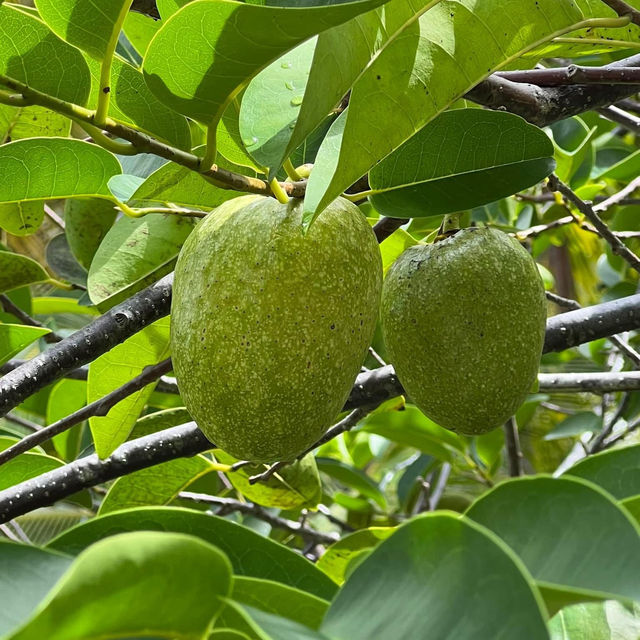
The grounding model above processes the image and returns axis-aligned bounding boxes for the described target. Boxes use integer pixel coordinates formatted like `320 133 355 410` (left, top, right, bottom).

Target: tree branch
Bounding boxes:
0 422 211 524
0 275 173 417
179 492 339 546
130 0 159 19
504 417 524 477
0 295 63 344
600 0 640 26
497 65 640 86
0 359 174 466
466 54 640 127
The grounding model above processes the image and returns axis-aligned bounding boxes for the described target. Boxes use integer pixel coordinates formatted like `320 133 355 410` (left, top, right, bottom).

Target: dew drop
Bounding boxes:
242 136 259 147
284 81 294 91
281 62 291 69
290 96 303 106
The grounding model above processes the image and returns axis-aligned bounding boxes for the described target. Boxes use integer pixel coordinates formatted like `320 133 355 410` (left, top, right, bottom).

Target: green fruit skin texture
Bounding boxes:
172 195 382 462
381 228 546 436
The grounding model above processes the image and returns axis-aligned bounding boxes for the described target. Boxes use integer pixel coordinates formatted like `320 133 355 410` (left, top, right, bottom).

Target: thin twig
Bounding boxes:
548 174 640 275
0 295 63 343
43 204 65 230
248 407 370 484
593 176 640 213
0 358 174 466
504 417 524 477
538 371 640 393
601 415 640 449
373 217 408 243
179 492 339 546
4 413 42 433
598 105 640 133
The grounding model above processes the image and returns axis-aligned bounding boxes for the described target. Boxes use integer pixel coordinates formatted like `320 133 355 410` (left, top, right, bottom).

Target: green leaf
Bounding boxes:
8 531 232 640
47 506 338 600
227 604 330 640
88 317 171 458
64 198 118 271
368 109 556 218
31 296 98 317
98 454 216 515
46 379 86 461
84 54 192 150
316 457 386 509
239 38 316 173
466 476 640 613
122 10 160 57
303 0 585 218
379 228 418 276
15 507 89 546
0 202 45 237
45 235 88 288
222 576 329 633
0 139 121 204
216 451 322 510
622 496 640 524
360 405 464 462
549 601 640 640
87 213 196 310
129 407 192 439
143 0 389 125
130 158 241 209
0 4 91 105
316 526 394 584
0 323 50 365
322 512 549 639
0 252 51 294
550 117 597 185
35 0 130 61
218 95 264 171
0 104 71 142
565 444 640 500
0 451 63 492
544 412 601 441
0 542 72 637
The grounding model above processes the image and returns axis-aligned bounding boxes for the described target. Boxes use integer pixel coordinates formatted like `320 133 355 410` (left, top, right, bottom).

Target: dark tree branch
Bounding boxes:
0 295 63 344
179 492 339 545
0 359 174 466
497 65 640 87
598 104 640 133
504 418 524 477
373 217 409 243
538 371 640 393
0 423 211 523
466 54 640 127
0 275 173 417
600 0 640 26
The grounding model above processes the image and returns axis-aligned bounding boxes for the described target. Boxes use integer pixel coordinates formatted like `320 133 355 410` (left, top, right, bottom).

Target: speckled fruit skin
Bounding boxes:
381 227 546 436
172 195 382 462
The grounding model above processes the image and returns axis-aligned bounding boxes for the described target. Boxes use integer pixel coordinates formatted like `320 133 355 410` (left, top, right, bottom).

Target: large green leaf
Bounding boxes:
303 0 585 218
0 4 91 105
8 531 232 640
0 252 51 294
0 542 72 637
0 202 45 237
466 476 640 613
565 444 640 500
87 213 196 310
316 457 386 509
0 324 50 365
316 526 394 584
322 512 549 639
227 605 330 640
122 10 160 57
216 451 322 510
368 109 555 218
549 600 640 640
47 506 338 600
88 317 171 458
239 37 317 173
0 139 121 204
98 455 216 514
35 0 130 61
142 0 389 126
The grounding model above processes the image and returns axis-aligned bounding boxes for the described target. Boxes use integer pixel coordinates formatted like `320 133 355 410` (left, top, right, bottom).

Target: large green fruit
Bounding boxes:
381 227 546 435
172 195 382 462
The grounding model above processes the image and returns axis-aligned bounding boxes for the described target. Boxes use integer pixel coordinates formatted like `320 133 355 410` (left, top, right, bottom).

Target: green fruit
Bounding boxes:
172 195 382 462
381 227 546 436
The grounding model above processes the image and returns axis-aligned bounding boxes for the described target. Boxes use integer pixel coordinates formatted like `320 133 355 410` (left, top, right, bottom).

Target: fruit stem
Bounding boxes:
283 158 303 181
270 178 290 204
435 213 461 241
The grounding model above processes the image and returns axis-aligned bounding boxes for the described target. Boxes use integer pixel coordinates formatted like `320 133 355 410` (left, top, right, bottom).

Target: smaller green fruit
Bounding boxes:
381 227 546 436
